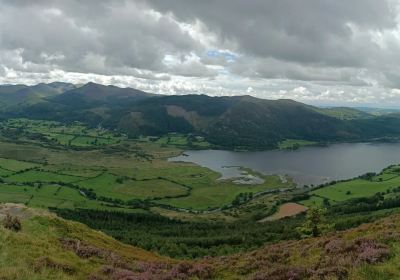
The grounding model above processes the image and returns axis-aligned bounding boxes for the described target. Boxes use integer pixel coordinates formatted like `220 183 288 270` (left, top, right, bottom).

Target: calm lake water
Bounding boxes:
169 143 400 186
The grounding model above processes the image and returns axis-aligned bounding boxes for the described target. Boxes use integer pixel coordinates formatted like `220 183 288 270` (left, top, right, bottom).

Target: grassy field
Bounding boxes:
1 118 125 148
146 133 213 149
5 170 81 183
158 172 291 210
301 165 400 206
0 118 295 214
77 173 189 201
10 117 400 220
0 157 39 171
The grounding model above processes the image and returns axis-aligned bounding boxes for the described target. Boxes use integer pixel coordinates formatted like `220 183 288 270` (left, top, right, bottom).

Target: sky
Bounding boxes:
2 0 400 107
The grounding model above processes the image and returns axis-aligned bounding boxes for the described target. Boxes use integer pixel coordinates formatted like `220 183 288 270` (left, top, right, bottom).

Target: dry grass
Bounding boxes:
260 202 308 222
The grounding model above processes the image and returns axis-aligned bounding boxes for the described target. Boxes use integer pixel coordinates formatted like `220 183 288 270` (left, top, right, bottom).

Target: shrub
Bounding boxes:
2 214 22 232
34 256 75 274
59 238 106 258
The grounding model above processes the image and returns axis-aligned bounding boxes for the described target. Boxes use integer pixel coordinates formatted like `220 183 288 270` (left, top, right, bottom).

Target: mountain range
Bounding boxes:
2 82 400 149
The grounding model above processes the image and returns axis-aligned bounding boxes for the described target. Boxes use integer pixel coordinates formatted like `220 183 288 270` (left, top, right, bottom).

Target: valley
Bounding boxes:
4 2 400 279
0 117 295 213
2 113 400 262
2 83 400 278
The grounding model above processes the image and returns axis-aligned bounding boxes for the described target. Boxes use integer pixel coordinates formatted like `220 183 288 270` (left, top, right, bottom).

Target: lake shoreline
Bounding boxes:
169 142 400 186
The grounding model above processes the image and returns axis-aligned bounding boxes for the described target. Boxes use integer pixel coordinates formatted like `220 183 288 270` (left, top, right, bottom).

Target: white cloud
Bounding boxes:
1 1 400 106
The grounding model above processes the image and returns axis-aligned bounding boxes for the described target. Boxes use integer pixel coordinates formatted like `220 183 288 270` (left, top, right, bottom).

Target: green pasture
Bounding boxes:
301 166 400 206
5 170 81 183
78 173 189 201
0 119 297 213
159 172 291 210
0 157 39 171
2 118 125 148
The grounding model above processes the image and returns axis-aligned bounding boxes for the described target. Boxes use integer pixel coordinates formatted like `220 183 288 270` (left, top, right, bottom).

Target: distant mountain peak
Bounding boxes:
49 81 154 107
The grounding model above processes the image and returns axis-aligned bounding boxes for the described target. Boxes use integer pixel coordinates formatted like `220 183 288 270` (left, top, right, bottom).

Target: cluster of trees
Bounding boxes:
297 207 332 237
358 172 377 181
329 191 400 215
232 192 253 206
51 185 400 259
52 208 303 259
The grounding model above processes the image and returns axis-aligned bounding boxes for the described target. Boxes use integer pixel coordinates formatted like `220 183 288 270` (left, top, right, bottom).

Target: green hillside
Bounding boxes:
0 83 75 109
314 106 372 120
2 203 400 279
8 83 400 150
0 203 166 280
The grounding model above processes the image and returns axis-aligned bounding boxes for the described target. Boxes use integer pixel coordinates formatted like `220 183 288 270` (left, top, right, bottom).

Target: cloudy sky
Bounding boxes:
2 0 400 107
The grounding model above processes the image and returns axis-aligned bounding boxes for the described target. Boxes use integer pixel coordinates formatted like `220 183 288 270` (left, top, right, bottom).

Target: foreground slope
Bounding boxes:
0 204 169 280
2 203 400 279
213 214 400 280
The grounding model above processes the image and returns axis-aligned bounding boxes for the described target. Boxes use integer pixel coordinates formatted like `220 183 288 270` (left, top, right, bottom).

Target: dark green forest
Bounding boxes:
52 192 400 259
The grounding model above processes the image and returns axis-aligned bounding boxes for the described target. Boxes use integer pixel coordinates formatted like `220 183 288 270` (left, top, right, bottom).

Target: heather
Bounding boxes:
2 204 400 279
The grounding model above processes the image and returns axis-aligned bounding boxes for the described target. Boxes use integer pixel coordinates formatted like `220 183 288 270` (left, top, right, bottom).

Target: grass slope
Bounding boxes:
314 106 371 120
0 204 163 280
3 203 400 279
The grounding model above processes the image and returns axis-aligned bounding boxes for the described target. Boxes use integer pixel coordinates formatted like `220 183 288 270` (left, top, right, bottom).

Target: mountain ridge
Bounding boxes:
2 82 400 149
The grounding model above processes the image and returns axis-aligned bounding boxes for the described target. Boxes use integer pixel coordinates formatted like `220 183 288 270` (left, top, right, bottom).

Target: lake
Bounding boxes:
169 143 400 186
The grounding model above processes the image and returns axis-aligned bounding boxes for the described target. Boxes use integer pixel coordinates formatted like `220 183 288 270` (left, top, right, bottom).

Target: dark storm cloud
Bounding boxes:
1 0 400 105
0 0 209 76
146 0 400 87
146 0 396 66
